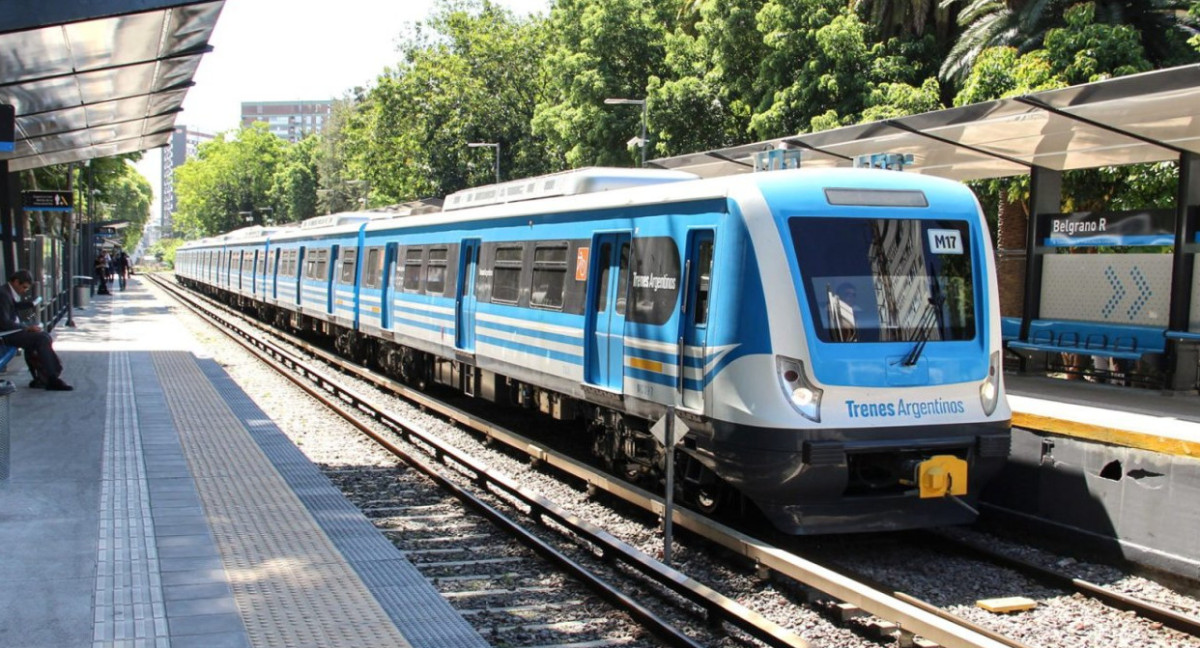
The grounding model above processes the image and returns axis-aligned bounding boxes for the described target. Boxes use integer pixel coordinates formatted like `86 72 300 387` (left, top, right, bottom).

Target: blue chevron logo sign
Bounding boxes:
1101 265 1152 320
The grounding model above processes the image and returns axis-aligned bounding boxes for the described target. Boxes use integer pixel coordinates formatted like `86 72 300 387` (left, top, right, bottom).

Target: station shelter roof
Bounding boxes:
0 0 224 172
650 64 1200 182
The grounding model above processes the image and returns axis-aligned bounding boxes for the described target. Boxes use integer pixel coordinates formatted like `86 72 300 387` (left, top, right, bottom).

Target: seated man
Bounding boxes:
0 270 73 391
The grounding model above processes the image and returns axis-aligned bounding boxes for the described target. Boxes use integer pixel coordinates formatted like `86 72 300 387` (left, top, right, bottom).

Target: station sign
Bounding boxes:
0 104 12 153
22 190 73 212
1041 209 1174 247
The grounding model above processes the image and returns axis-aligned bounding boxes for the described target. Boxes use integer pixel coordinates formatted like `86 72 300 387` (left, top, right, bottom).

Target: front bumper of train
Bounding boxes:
705 419 1011 534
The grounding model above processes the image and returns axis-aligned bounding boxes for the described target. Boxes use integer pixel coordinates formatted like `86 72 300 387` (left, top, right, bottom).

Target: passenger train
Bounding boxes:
175 166 1011 534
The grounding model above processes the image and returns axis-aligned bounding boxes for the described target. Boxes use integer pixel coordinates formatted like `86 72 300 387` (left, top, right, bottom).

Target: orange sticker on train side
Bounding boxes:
575 247 589 281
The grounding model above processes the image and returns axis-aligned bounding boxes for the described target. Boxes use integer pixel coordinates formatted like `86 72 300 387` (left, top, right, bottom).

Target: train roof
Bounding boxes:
442 167 698 211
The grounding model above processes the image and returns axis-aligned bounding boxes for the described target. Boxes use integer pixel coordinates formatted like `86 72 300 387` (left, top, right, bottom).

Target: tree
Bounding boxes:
533 0 679 167
341 0 551 203
272 135 319 223
172 123 285 237
941 0 1198 83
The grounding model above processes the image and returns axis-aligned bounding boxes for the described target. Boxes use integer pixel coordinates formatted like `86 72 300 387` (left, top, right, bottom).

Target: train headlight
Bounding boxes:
979 351 1001 416
777 356 822 422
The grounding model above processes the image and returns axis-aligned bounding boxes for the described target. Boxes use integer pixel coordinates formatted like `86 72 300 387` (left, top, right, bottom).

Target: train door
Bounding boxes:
326 245 339 314
294 247 305 305
584 232 631 390
271 248 281 300
381 243 397 329
681 230 715 410
455 239 481 352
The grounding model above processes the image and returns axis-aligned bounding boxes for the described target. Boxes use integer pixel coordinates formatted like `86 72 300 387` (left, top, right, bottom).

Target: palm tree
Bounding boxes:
939 0 1197 82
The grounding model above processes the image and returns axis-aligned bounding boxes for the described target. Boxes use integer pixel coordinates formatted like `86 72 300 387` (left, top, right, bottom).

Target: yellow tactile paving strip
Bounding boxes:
152 351 413 648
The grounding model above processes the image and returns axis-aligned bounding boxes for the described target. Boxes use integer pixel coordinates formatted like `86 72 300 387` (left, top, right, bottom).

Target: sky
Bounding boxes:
183 0 550 135
136 0 550 217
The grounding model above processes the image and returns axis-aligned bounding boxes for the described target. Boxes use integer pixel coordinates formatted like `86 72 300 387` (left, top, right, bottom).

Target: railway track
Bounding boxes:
149 273 1200 648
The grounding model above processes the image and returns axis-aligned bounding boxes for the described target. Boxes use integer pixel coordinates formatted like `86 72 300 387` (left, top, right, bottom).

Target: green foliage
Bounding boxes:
172 123 285 237
271 135 319 223
342 0 551 202
1044 3 1151 84
533 0 677 167
149 237 184 268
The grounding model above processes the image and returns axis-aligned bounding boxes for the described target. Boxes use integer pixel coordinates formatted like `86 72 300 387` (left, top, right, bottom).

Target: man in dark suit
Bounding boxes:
1 270 72 391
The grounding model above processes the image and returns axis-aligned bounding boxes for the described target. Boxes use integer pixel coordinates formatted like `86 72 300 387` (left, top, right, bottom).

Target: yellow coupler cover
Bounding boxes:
977 597 1038 613
917 455 968 498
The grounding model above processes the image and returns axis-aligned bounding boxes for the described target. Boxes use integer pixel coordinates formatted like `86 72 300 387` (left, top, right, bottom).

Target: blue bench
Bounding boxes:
0 331 18 373
1001 317 1021 344
1006 319 1166 362
1165 330 1200 343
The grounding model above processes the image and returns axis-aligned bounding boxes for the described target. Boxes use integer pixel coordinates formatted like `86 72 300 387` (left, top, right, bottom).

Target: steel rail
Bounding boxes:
928 530 1200 638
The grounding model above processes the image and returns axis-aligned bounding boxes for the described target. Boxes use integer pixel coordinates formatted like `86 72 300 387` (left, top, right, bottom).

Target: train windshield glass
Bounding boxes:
790 218 975 343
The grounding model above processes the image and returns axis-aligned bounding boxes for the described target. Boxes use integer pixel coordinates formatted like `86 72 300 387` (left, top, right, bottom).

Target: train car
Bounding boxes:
176 166 1011 534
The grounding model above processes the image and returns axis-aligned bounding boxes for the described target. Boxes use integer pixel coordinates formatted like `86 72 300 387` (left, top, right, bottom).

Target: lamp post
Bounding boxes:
467 142 501 184
604 97 647 167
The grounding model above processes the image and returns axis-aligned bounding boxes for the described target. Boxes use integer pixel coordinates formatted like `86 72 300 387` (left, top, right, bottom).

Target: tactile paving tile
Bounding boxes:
92 350 172 648
158 351 489 648
152 351 418 648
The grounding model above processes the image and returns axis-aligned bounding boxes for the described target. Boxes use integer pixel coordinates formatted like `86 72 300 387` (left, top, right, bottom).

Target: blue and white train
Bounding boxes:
175 166 1011 534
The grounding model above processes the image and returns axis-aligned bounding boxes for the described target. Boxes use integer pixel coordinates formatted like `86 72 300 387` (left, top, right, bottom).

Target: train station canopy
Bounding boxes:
651 64 1200 182
0 0 224 172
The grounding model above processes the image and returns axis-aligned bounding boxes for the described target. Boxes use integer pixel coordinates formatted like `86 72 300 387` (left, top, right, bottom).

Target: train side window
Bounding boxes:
363 247 383 288
531 243 568 310
314 249 329 279
403 247 424 293
693 239 713 325
492 244 524 304
426 246 448 295
338 248 357 284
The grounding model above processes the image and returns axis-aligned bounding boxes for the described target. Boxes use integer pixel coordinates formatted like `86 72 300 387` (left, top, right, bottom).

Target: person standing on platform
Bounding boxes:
114 250 131 290
94 252 110 295
0 270 73 391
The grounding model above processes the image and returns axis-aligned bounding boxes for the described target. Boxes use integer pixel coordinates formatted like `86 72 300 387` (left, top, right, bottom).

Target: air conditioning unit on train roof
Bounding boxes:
221 225 287 240
442 167 699 212
298 212 389 230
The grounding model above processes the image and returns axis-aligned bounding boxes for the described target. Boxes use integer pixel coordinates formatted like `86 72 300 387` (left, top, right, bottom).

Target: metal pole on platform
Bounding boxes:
65 163 75 327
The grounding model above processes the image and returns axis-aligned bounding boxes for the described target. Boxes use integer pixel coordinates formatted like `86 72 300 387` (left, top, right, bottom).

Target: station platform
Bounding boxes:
0 277 489 648
1006 373 1200 458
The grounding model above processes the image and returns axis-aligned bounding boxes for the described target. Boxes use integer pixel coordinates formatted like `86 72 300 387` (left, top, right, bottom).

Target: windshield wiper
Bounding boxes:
900 294 945 366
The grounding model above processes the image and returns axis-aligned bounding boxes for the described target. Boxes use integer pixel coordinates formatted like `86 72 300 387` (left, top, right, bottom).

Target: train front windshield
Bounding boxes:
790 218 975 343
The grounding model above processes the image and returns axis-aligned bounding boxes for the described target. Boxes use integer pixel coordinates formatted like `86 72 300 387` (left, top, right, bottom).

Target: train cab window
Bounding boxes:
492 245 524 304
363 247 384 288
402 247 424 292
338 248 357 284
426 247 448 295
791 218 976 343
531 243 568 310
